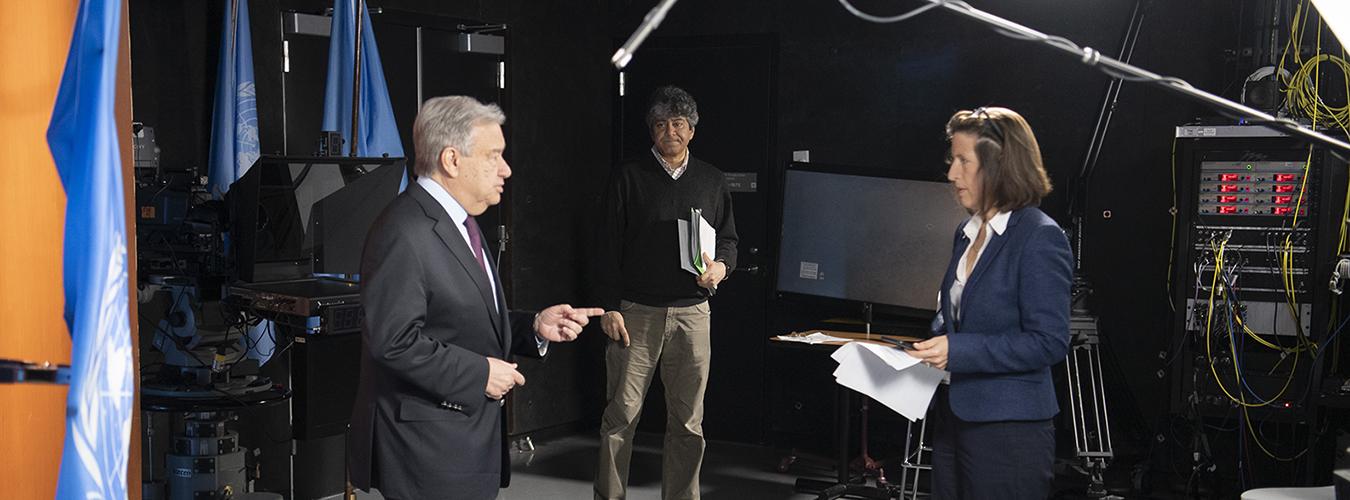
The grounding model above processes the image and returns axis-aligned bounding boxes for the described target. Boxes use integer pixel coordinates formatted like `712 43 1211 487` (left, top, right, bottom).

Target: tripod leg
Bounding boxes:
909 418 929 500
900 419 913 495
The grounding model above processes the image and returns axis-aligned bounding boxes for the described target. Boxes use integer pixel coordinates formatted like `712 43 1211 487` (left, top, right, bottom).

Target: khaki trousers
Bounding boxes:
595 300 712 500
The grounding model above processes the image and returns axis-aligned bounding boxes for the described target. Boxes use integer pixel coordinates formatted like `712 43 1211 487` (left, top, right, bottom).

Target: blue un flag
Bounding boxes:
206 0 277 364
207 0 259 200
47 0 134 497
323 0 405 158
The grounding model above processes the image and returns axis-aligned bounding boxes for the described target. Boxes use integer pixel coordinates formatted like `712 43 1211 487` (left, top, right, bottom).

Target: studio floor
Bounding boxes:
502 432 824 500
355 430 849 500
348 429 1162 500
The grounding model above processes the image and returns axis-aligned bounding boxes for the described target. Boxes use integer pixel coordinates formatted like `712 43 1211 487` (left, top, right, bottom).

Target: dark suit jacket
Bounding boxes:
349 183 541 500
937 207 1073 423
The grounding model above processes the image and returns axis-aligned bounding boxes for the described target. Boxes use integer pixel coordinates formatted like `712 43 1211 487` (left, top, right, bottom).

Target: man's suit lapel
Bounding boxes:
480 237 510 353
410 185 504 344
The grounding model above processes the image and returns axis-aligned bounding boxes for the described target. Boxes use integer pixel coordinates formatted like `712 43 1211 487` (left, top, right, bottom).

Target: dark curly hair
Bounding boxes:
646 85 700 128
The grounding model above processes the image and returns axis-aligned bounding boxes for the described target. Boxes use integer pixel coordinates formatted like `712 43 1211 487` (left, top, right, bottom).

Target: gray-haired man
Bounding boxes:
348 95 602 500
594 86 739 500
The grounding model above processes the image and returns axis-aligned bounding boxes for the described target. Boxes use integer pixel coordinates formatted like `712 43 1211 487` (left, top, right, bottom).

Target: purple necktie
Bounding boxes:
463 216 488 273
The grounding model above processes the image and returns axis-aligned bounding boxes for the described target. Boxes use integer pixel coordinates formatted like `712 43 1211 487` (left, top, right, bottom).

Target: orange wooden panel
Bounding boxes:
115 0 142 496
0 0 76 360
0 384 72 498
0 0 81 498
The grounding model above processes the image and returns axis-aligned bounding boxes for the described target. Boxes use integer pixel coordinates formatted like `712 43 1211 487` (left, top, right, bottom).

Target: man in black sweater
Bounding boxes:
593 86 738 500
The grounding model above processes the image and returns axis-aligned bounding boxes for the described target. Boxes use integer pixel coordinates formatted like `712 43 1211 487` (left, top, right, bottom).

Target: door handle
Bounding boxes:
736 247 761 275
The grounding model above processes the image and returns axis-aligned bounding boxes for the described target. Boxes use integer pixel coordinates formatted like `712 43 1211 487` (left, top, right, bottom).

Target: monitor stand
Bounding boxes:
862 302 874 340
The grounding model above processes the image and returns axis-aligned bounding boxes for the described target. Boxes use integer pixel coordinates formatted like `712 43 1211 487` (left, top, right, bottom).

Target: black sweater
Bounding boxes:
594 154 738 310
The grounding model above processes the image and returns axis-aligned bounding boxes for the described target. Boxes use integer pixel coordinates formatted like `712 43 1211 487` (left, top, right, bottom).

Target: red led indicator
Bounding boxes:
1218 206 1238 214
1273 195 1293 204
1274 173 1297 182
1219 173 1240 181
1219 184 1239 192
1217 195 1238 203
1274 207 1293 215
1274 185 1296 193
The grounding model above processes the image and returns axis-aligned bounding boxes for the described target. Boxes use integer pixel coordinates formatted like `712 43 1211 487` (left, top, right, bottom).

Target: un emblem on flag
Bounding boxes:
235 81 260 173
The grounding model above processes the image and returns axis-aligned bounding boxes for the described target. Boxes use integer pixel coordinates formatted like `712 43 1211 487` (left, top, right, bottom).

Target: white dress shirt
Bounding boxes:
417 176 499 311
416 177 549 355
651 146 690 179
949 211 1011 322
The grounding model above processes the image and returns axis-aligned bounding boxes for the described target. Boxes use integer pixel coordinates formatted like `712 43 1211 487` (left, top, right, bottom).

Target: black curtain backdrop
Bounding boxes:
129 0 1259 461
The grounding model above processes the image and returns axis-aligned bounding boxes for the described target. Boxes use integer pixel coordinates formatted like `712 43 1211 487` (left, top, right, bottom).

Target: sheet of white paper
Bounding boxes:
677 214 717 275
1313 0 1350 49
773 332 852 344
856 341 924 371
678 223 695 274
830 342 946 421
697 213 716 265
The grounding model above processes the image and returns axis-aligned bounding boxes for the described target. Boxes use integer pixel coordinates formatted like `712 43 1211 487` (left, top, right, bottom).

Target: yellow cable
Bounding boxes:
1279 16 1318 337
1206 319 1300 409
1229 0 1320 463
1280 148 1313 328
1205 238 1300 408
1276 1 1303 82
1288 55 1350 129
1340 53 1350 254
1243 407 1311 461
1339 161 1350 253
1204 238 1221 355
1234 314 1314 353
1226 316 1301 406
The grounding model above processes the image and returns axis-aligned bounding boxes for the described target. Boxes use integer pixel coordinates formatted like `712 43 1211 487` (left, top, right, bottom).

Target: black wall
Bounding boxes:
129 1 218 173
131 0 1260 469
500 0 616 434
603 0 1246 456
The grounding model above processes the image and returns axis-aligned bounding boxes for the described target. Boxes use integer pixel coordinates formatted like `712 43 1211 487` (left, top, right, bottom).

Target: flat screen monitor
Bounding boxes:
229 155 407 282
775 163 970 312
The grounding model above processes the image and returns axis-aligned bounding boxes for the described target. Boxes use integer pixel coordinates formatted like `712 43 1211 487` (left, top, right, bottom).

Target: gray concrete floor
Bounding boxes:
353 430 857 499
502 432 826 500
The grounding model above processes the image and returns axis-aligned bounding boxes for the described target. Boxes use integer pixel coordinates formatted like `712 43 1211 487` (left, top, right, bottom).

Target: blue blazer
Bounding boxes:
937 207 1072 422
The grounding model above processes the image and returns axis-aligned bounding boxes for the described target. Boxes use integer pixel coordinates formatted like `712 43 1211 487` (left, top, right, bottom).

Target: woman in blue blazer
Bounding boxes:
909 107 1073 500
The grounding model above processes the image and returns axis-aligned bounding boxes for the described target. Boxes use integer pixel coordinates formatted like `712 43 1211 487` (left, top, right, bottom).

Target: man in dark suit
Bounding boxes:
349 95 602 500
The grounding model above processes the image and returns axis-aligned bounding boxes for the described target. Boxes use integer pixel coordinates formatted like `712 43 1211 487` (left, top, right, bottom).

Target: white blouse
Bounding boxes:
948 211 1010 322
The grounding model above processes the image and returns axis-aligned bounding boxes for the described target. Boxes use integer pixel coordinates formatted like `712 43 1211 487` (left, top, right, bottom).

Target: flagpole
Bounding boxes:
229 0 239 96
350 0 364 157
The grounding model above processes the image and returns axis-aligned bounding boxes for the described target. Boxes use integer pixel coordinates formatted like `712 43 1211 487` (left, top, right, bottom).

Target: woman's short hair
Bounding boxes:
412 96 506 177
945 106 1052 215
